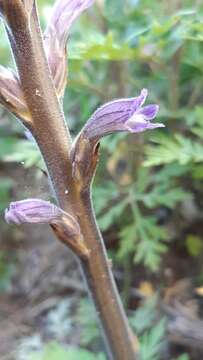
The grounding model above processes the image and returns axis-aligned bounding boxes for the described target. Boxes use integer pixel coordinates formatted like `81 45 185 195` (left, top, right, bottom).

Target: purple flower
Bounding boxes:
44 0 94 97
5 198 81 236
81 89 164 142
5 199 63 225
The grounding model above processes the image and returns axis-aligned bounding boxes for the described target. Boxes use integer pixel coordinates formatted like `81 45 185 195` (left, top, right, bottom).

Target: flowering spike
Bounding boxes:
81 89 163 142
0 65 30 123
44 0 94 97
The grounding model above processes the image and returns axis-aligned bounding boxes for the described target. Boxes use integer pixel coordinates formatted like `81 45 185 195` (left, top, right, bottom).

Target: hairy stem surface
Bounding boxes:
73 189 139 359
4 1 72 206
3 2 139 358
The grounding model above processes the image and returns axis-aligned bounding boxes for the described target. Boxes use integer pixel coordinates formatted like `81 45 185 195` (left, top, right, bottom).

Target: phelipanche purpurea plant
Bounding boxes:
0 1 164 359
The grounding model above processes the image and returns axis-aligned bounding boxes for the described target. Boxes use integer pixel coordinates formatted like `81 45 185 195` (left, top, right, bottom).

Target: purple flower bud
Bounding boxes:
44 0 94 97
5 198 65 225
5 198 81 237
0 65 29 121
81 89 164 141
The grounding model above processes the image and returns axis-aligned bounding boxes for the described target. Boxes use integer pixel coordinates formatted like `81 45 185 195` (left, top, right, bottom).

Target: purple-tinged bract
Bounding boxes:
0 65 29 120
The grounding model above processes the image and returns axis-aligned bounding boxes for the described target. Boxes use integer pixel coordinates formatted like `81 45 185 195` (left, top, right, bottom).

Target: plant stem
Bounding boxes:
3 2 139 358
72 190 139 359
4 2 72 207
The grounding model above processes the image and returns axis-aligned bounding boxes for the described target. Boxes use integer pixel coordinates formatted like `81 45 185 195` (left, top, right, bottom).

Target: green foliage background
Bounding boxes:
1 0 203 359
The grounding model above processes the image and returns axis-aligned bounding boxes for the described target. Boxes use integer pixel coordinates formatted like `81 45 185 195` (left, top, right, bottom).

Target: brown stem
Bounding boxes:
2 2 139 359
3 1 72 207
71 189 139 359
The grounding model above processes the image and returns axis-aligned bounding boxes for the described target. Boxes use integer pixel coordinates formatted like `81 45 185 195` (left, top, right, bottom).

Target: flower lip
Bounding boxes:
125 104 163 133
138 104 159 120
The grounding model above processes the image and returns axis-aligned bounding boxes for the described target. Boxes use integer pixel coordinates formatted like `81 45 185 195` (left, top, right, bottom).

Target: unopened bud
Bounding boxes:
44 0 94 97
5 198 81 241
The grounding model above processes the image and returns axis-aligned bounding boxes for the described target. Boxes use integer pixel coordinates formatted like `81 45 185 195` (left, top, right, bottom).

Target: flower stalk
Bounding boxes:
2 1 73 205
0 1 163 359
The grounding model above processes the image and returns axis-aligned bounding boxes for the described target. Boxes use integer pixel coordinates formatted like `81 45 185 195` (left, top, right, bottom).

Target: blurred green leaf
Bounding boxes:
0 177 14 210
186 234 203 257
144 134 203 166
3 140 43 168
139 318 166 360
31 343 105 360
0 252 15 292
76 300 101 347
130 296 167 360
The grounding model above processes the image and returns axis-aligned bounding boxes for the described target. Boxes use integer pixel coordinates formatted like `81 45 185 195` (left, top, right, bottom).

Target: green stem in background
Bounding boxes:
122 256 132 307
2 2 139 359
167 46 182 114
129 191 142 228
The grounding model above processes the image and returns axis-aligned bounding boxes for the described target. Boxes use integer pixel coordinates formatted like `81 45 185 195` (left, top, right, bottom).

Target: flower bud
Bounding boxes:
44 0 94 97
5 198 64 224
5 198 81 239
